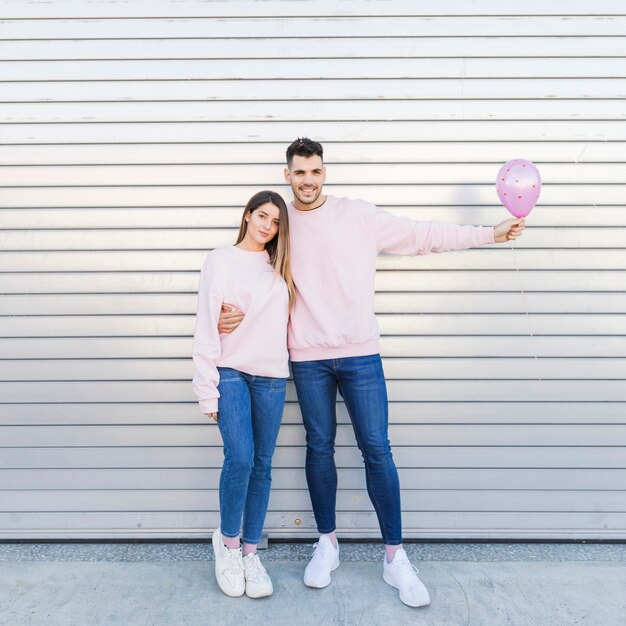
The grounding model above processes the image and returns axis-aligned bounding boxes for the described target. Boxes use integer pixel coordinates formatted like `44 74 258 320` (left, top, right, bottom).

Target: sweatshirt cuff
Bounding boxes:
199 398 218 414
481 226 496 245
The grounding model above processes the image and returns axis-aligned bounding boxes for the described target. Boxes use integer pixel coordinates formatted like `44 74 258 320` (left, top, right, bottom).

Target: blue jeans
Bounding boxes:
291 354 402 545
216 367 287 544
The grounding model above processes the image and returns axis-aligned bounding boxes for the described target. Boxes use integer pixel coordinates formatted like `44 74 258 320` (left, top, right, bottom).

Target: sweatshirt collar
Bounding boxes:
289 195 332 214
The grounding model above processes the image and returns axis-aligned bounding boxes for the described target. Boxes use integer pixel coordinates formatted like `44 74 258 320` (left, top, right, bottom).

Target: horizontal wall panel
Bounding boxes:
377 248 626 269
3 207 624 231
2 399 626 429
4 78 626 103
0 294 200 315
2 489 625 514
3 99 626 122
2 446 625 471
2 292 626 316
10 99 615 126
2 336 624 359
3 357 626 383
3 120 625 144
2 380 626 404
0 510 623 540
381 336 626 358
1 185 623 209
2 314 625 338
0 420 626 448
4 163 626 187
4 16 626 40
5 58 626 82
1 141 625 166
3 38 626 62
4 467 626 491
1 228 624 251
3 0 623 19
1 422 626 447
1 270 625 294
3 401 626 427
3 248 626 271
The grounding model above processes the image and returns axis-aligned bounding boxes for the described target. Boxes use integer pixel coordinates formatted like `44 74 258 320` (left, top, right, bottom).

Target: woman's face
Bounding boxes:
244 202 280 249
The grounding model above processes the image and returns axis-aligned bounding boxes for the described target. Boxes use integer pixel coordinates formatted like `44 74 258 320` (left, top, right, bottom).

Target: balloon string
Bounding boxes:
510 243 542 382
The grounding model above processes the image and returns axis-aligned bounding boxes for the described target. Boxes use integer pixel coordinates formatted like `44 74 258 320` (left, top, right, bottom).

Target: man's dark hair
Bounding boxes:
286 137 324 168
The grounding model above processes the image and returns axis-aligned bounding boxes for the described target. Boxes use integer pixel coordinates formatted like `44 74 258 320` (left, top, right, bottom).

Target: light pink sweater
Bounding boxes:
192 246 289 414
287 195 495 361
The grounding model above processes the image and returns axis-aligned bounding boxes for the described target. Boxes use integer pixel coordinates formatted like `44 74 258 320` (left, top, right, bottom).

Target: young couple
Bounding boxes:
192 138 525 606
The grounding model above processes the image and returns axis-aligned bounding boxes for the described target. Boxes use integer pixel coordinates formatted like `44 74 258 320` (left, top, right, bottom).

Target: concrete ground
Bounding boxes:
1 542 625 626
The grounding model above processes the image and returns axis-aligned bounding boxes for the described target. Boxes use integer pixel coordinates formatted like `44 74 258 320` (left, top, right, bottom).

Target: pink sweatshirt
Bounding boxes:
192 246 289 414
287 195 495 361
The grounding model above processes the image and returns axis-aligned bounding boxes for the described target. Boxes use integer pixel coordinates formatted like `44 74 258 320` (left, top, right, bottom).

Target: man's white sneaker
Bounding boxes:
303 535 340 588
243 553 273 598
212 528 245 597
382 549 430 608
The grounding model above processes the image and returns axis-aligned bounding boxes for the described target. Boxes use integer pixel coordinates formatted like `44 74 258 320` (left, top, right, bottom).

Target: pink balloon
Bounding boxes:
495 159 541 218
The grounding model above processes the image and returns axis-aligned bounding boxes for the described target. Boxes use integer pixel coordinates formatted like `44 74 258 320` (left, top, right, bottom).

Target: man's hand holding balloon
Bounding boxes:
494 217 525 243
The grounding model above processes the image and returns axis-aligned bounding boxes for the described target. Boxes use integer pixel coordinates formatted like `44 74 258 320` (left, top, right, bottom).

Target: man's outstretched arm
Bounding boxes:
371 205 525 255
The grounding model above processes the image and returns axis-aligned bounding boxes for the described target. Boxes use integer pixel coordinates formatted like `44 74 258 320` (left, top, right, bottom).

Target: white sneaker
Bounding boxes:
382 549 430 607
303 535 340 588
212 528 245 597
243 553 273 598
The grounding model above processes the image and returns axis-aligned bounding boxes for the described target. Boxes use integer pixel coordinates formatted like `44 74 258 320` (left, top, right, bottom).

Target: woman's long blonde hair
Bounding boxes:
235 190 296 308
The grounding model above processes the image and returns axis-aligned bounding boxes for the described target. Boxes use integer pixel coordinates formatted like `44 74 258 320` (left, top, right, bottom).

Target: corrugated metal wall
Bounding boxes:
1 0 625 539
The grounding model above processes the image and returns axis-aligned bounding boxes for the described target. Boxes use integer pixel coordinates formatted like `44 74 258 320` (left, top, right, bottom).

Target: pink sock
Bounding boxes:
385 544 402 563
242 543 257 557
222 535 240 550
323 532 338 548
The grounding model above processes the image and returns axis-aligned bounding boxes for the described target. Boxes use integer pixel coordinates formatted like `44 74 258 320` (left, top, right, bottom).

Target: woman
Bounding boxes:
192 190 295 598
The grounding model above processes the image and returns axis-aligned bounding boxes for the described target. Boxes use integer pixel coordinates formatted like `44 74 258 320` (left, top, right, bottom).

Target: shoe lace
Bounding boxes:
392 556 420 578
245 554 267 583
224 547 244 575
310 541 330 558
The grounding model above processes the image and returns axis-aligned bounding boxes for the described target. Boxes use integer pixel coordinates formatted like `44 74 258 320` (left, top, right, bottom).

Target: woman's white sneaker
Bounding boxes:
212 528 245 597
303 535 340 588
382 549 430 608
243 553 273 598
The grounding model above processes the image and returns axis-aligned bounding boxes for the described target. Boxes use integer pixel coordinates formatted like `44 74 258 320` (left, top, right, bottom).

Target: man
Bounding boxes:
218 138 525 607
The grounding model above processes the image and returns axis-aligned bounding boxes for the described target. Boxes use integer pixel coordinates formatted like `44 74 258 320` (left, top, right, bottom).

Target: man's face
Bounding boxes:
284 154 326 208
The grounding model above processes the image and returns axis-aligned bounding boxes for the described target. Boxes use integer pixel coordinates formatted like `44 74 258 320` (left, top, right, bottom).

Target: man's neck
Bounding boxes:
292 194 327 212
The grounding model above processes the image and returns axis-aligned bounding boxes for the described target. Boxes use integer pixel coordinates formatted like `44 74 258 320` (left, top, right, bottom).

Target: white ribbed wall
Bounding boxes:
1 0 625 539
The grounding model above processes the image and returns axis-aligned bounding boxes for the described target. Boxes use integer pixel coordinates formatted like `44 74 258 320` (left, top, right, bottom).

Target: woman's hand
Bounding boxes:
206 412 218 422
494 218 526 243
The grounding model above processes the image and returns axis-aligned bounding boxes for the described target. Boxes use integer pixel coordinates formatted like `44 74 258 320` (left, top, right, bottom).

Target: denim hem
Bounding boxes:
241 537 259 545
220 529 241 539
